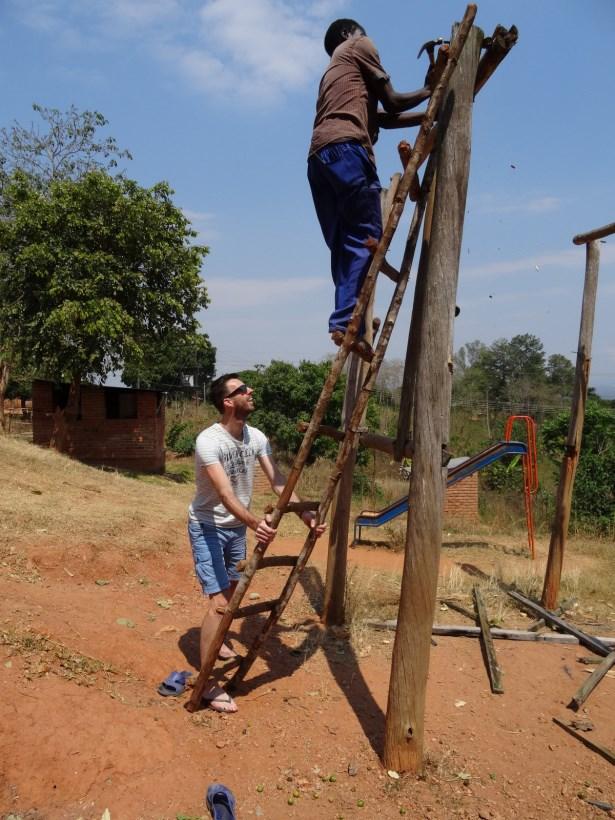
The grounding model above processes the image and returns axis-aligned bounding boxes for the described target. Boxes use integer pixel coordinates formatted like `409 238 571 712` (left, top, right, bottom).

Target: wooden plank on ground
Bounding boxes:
460 563 612 658
553 717 615 766
570 651 615 710
473 586 503 693
440 599 477 622
527 598 575 632
363 620 615 648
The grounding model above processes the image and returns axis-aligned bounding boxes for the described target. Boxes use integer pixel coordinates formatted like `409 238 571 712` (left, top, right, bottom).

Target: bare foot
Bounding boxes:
204 686 238 713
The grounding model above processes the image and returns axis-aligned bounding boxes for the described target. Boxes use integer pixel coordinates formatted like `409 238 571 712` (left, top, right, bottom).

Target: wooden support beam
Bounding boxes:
553 718 615 766
394 152 437 461
297 420 413 459
474 24 518 96
364 620 615 648
383 16 482 774
570 651 615 710
542 240 601 609
322 174 393 626
473 586 504 693
573 221 615 245
323 344 370 626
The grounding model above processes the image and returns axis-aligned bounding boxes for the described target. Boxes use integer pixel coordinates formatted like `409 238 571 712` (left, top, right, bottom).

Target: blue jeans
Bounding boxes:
308 141 382 334
188 520 247 595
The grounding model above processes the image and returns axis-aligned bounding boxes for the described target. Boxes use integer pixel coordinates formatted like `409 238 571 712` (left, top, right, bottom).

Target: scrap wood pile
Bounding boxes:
366 562 615 770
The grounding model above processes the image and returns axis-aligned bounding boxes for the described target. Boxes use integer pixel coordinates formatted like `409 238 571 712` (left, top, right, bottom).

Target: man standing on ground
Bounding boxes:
188 373 326 712
308 18 437 359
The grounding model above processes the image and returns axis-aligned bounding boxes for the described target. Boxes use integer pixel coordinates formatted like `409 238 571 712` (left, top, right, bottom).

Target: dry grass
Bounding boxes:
344 538 615 637
0 626 123 687
0 436 190 554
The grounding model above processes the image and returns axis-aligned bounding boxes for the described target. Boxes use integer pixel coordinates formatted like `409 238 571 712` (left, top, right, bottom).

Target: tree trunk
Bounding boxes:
50 374 81 454
0 360 10 434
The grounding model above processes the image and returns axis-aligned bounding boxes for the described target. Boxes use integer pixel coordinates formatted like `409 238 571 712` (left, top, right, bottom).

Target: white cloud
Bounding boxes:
180 0 325 102
10 0 331 103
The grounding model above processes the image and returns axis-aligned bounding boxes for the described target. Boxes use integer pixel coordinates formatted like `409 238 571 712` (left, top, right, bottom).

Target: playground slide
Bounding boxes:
353 440 528 542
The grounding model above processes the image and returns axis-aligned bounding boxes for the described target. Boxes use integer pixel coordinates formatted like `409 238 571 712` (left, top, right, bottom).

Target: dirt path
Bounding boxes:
1 531 614 820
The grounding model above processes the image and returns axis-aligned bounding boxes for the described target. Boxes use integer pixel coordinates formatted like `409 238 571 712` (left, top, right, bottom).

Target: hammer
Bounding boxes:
417 37 449 66
417 38 450 91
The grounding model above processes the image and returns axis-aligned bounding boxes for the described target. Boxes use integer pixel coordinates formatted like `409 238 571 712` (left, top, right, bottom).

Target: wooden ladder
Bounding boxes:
185 15 476 712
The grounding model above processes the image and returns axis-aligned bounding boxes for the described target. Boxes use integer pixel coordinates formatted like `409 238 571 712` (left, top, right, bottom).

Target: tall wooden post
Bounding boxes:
394 170 438 460
323 349 369 624
383 23 482 773
323 183 398 625
541 227 610 608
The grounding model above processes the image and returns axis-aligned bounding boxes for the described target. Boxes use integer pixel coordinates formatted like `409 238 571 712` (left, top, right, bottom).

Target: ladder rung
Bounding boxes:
234 599 279 619
380 259 400 282
236 555 298 572
264 501 319 515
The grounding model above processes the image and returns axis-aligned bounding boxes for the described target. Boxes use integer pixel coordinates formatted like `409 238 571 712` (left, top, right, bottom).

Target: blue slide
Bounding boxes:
353 440 528 543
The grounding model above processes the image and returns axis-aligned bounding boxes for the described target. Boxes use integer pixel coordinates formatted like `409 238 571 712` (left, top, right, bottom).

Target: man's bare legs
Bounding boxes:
199 583 238 712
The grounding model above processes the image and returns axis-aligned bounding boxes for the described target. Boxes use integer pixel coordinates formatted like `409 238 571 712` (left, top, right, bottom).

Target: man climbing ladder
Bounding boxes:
308 18 440 361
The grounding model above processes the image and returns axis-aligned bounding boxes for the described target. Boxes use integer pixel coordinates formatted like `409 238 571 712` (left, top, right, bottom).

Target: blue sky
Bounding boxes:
2 0 614 396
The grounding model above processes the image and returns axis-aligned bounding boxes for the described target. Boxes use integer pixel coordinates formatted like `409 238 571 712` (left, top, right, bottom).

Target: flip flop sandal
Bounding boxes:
157 669 192 697
204 688 238 713
218 642 238 661
206 782 237 820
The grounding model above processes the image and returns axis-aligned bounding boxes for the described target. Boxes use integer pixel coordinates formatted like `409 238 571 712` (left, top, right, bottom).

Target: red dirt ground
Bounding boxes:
1 531 614 820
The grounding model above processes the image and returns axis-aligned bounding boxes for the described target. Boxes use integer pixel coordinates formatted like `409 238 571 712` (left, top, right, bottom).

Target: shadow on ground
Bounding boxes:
178 564 385 756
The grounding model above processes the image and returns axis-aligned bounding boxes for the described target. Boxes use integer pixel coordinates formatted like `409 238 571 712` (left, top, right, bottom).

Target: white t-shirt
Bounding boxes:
189 422 271 527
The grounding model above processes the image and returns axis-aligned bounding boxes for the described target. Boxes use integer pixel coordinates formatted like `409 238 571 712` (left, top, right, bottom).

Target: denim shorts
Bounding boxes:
187 520 247 595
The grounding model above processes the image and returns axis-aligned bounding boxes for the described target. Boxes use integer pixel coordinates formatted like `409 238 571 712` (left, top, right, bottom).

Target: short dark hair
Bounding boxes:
210 373 240 413
324 19 365 56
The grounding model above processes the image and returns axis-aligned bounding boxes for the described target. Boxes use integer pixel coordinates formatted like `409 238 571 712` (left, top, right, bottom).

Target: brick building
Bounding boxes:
444 456 479 522
32 380 166 473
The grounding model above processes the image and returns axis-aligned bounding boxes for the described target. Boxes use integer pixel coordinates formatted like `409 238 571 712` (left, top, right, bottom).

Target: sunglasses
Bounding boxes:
225 383 249 399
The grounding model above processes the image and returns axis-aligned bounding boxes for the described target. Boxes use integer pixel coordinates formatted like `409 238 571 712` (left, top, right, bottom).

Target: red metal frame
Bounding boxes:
504 415 538 559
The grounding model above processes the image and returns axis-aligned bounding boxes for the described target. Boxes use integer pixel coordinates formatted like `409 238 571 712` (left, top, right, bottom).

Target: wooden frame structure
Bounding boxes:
186 3 522 775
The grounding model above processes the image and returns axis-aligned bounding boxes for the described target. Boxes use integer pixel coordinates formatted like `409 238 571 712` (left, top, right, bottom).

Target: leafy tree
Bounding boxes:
236 360 378 464
0 103 131 194
546 353 575 395
122 330 216 393
476 333 546 403
542 401 615 533
0 170 209 445
0 103 133 426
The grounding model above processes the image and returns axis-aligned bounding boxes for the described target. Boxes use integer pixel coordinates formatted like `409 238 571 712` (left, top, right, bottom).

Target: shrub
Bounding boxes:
166 420 197 456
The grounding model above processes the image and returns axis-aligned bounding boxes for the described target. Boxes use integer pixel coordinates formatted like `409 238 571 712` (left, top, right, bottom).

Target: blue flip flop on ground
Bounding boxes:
157 669 192 697
206 783 237 820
